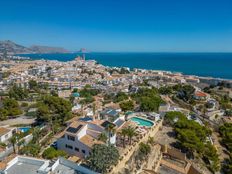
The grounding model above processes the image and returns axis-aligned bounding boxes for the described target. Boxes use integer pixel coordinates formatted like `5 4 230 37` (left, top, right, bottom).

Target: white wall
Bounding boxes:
77 125 88 140
0 128 16 143
57 135 92 159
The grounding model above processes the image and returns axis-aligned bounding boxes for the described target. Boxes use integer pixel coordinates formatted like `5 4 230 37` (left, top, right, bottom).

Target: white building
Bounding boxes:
0 155 98 174
0 127 17 143
57 120 116 159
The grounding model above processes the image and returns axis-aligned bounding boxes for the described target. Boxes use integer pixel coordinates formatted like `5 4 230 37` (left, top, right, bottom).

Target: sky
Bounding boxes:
0 0 232 52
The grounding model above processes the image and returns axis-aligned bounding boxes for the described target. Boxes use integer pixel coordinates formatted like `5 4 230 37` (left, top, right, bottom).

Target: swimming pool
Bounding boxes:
18 127 31 133
130 117 154 127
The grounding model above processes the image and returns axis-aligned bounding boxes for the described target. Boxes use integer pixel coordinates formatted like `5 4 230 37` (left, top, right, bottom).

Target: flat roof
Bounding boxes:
53 163 76 174
53 163 84 174
6 161 43 174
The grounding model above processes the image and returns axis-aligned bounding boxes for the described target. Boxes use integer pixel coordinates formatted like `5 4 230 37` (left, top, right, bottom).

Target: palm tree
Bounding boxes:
17 139 25 152
32 127 40 144
9 136 17 154
98 133 107 143
92 103 98 120
93 103 96 115
106 124 115 145
126 127 137 145
139 142 151 158
120 128 128 147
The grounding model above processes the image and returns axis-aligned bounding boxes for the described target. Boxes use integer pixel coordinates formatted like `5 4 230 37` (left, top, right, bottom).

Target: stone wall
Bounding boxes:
110 120 163 174
160 144 186 161
188 165 202 174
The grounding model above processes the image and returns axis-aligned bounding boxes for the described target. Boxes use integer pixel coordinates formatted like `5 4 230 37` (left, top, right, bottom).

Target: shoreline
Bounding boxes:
12 53 232 82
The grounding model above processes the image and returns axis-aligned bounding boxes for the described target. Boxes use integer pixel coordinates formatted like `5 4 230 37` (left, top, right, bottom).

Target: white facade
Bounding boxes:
0 127 17 143
57 121 116 159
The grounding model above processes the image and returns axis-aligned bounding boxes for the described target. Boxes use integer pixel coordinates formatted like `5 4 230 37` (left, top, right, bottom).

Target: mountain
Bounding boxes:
29 45 68 53
0 40 31 54
0 40 69 54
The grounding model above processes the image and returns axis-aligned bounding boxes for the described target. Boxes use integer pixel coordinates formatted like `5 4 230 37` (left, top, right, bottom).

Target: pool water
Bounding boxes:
19 127 31 133
130 117 154 127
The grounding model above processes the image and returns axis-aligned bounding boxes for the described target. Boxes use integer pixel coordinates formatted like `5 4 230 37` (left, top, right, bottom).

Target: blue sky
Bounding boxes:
0 0 232 52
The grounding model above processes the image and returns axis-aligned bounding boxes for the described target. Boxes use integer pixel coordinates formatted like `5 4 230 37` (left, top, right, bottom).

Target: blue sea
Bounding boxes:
19 52 232 80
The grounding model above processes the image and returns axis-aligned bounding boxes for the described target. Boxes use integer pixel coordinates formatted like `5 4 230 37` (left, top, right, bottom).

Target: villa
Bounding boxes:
159 103 170 113
100 108 120 122
57 119 116 159
194 91 209 100
0 127 17 143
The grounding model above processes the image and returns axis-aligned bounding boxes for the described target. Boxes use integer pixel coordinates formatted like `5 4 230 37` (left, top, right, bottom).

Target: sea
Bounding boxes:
18 52 232 80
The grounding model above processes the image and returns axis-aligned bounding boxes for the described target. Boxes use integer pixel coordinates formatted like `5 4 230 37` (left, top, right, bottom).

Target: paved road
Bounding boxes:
0 116 35 126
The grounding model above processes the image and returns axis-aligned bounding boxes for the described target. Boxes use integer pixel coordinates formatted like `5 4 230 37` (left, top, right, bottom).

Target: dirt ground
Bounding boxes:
155 125 176 146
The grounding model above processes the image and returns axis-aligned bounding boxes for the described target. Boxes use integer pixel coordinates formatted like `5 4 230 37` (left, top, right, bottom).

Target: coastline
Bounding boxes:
15 52 232 82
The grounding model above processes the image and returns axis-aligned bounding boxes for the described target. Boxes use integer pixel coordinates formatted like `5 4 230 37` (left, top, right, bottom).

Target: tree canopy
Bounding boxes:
158 86 173 95
119 100 134 112
132 88 164 112
42 147 67 159
79 86 99 98
219 123 232 152
87 144 119 173
164 111 186 125
28 80 38 91
137 142 151 160
36 95 72 124
223 155 232 174
0 98 22 120
173 84 195 102
164 111 219 172
19 143 40 157
8 84 28 100
114 92 128 103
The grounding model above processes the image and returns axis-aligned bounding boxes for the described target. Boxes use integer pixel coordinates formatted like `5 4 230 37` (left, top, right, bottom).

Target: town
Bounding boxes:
0 56 232 174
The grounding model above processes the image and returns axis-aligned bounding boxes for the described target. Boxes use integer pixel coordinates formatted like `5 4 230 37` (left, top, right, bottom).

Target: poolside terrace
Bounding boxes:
109 119 163 174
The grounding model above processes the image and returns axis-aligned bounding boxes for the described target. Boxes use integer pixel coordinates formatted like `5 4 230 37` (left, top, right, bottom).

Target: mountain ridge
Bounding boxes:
0 40 69 54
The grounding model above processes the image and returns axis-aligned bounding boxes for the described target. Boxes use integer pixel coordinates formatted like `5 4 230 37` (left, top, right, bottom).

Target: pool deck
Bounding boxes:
128 113 155 126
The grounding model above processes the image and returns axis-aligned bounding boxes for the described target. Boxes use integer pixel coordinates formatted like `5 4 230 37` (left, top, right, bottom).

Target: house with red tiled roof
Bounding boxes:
194 91 209 100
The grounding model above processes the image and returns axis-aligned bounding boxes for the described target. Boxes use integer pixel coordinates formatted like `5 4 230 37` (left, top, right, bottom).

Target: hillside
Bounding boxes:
0 40 69 54
30 45 68 53
0 40 31 54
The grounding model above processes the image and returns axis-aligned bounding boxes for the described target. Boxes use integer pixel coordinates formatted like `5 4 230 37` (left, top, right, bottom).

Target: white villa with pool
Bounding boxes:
57 111 159 160
57 119 116 159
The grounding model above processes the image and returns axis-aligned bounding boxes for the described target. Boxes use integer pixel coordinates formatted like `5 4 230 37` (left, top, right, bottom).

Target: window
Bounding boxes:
65 144 73 149
75 147 79 152
67 135 75 141
82 150 86 154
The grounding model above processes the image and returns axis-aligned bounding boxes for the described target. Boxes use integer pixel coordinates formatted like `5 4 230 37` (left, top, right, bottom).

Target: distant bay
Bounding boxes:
18 52 232 80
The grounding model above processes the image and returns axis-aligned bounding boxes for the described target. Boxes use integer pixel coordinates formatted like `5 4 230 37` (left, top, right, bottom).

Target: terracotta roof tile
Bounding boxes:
195 91 207 97
79 135 103 148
